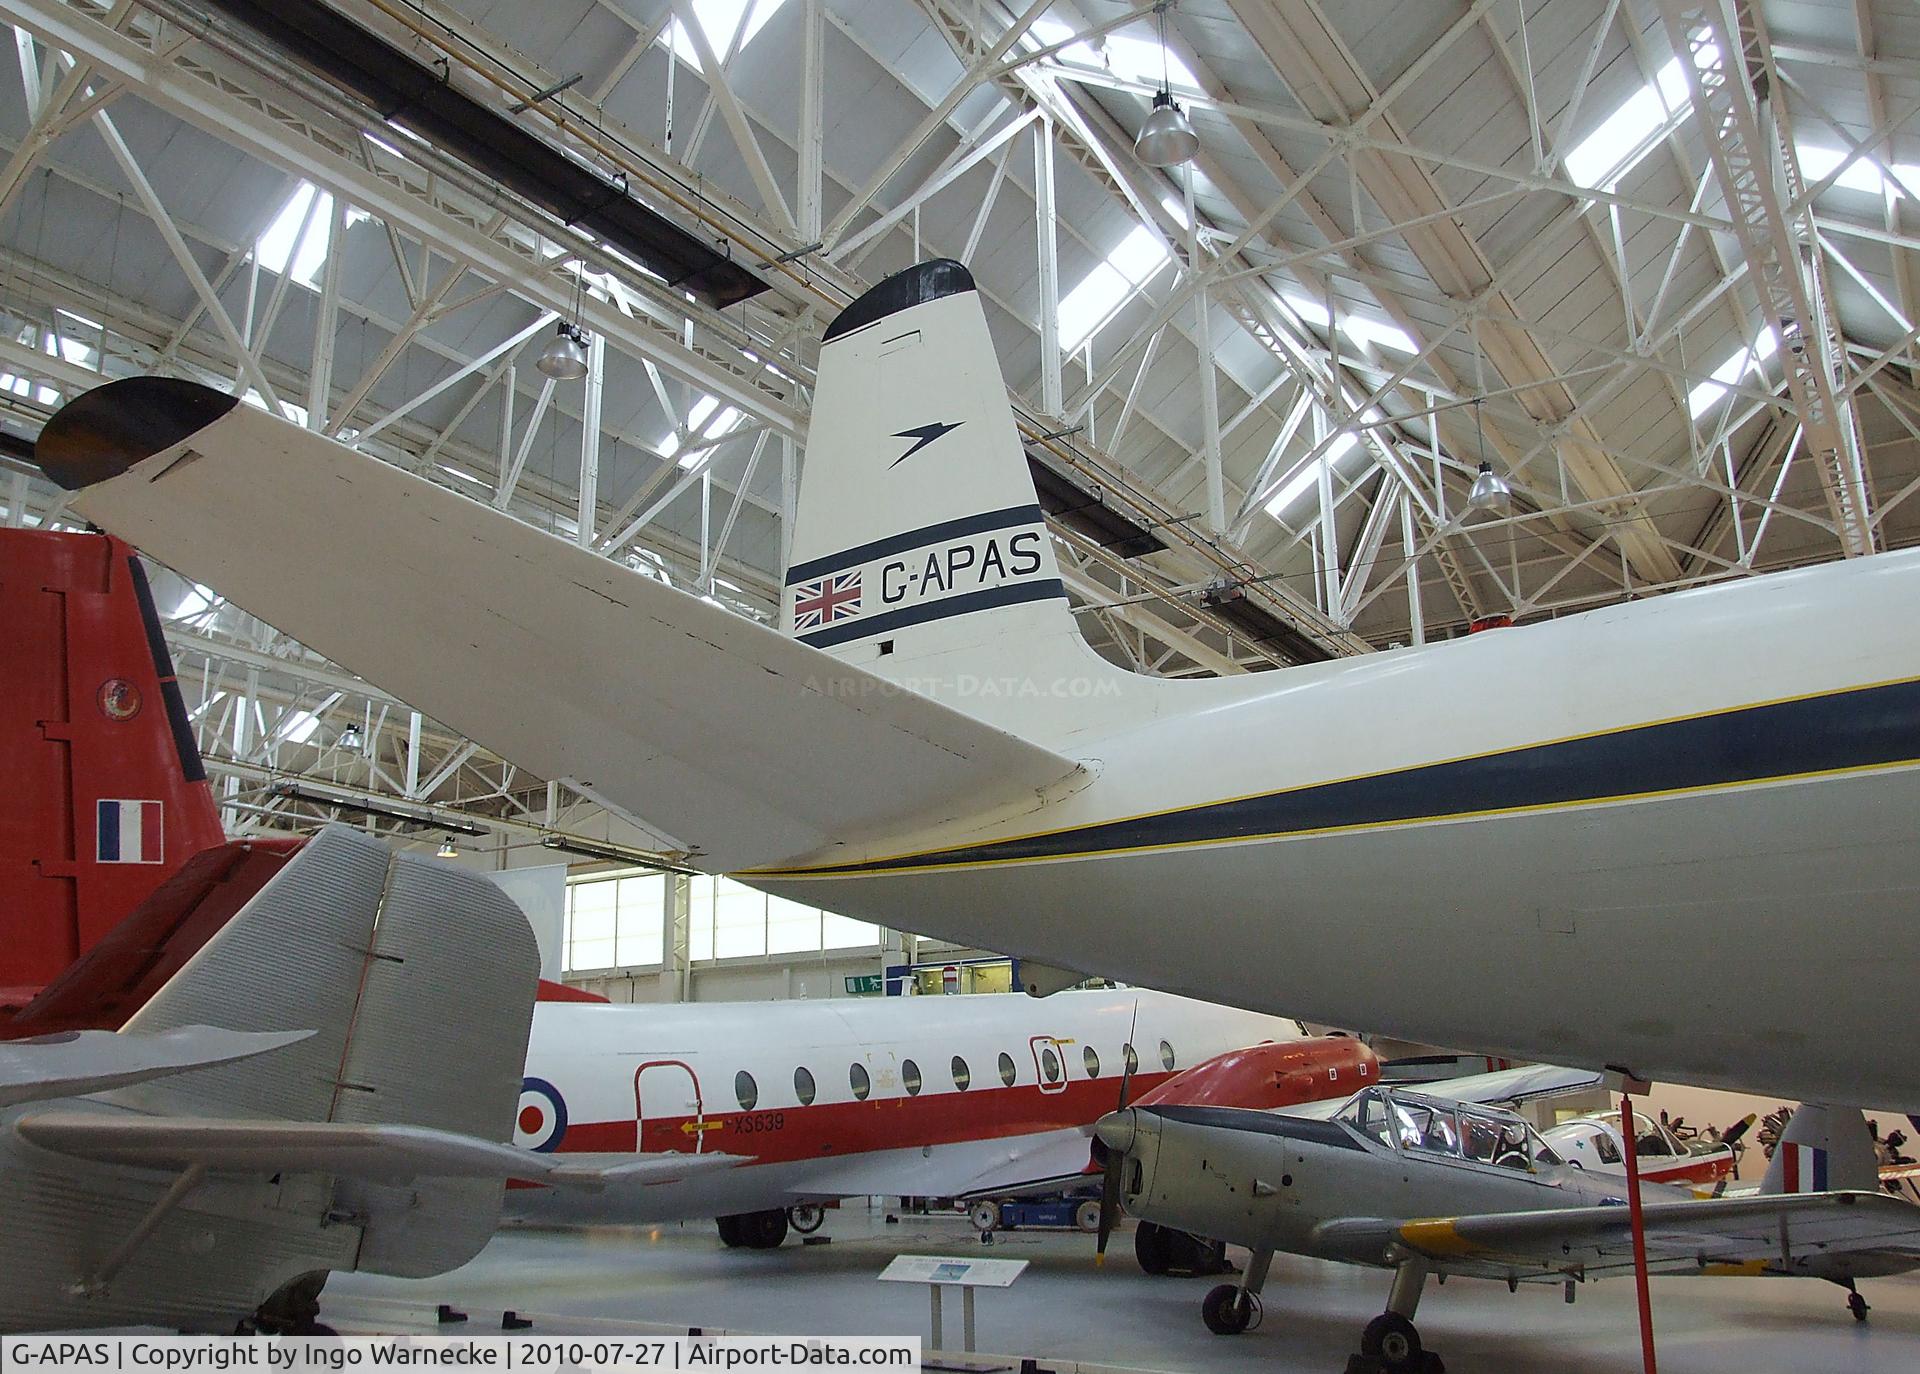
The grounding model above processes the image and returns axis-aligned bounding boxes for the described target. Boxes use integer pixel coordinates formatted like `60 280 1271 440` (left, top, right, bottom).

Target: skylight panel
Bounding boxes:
1796 144 1918 199
1342 316 1417 354
1281 294 1415 353
1687 328 1777 417
1564 53 1710 190
1264 411 1380 519
666 0 787 72
663 394 742 467
1058 226 1171 352
1102 30 1201 94
256 183 333 286
1283 294 1332 328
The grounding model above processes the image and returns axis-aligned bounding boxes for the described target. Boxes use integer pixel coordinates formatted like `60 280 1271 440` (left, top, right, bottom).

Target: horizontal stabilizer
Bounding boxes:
40 380 1080 870
0 1026 311 1107
1418 1064 1604 1107
12 1112 743 1189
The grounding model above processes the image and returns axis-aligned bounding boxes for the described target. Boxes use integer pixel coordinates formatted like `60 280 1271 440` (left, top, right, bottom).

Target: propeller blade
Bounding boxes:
1095 1147 1122 1264
1720 1113 1758 1147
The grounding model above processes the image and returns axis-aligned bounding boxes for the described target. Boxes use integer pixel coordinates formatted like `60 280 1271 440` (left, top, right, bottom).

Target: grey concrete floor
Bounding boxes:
326 1206 1920 1373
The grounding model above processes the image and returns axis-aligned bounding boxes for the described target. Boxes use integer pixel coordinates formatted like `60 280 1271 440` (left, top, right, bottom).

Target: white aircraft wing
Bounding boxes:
1414 1063 1604 1107
1315 1191 1920 1278
38 379 1079 871
13 1111 746 1190
0 1027 314 1107
788 1127 1096 1200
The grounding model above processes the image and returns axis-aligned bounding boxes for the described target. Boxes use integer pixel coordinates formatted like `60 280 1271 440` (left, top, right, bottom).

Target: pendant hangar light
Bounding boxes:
537 252 593 380
1134 3 1199 168
1466 400 1512 512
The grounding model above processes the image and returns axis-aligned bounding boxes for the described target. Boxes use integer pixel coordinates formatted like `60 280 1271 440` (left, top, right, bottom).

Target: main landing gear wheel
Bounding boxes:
1134 1221 1173 1274
1200 1283 1257 1335
1360 1313 1427 1371
741 1208 789 1248
1848 1289 1871 1322
788 1204 826 1234
716 1215 744 1248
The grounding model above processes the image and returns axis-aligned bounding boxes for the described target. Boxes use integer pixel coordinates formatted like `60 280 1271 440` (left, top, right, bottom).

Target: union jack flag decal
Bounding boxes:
793 570 863 631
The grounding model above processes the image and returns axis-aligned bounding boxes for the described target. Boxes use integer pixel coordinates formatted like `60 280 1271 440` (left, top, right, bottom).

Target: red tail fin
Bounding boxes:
0 529 226 1002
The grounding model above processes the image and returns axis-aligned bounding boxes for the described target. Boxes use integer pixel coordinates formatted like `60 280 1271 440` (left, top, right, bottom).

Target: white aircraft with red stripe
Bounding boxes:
506 986 1360 1246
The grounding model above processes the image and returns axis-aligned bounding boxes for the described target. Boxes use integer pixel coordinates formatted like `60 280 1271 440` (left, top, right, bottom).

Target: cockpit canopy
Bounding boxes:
1335 1086 1563 1169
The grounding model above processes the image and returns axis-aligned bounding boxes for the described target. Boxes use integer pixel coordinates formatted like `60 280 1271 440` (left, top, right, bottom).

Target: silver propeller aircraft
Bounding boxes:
1094 1087 1920 1372
0 824 731 1334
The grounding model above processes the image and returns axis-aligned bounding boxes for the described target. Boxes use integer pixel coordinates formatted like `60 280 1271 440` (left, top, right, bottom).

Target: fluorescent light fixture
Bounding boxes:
266 780 488 835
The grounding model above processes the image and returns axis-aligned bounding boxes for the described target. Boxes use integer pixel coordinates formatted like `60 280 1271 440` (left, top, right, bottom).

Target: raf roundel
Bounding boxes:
515 1076 568 1153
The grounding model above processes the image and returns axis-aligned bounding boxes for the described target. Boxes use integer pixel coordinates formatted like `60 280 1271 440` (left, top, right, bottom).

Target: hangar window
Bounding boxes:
686 876 879 962
735 1071 758 1112
794 1066 816 1107
1083 1046 1100 1079
1159 1040 1176 1072
902 1059 923 1096
850 1062 871 1101
951 1056 971 1091
563 871 665 973
998 1052 1017 1087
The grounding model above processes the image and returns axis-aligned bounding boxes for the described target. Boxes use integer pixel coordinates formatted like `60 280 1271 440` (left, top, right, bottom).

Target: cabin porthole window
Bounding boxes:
902 1059 923 1096
793 1066 816 1107
951 1056 971 1091
998 1052 1017 1087
1041 1047 1062 1083
1083 1046 1100 1079
1159 1040 1176 1072
850 1062 872 1101
734 1070 758 1112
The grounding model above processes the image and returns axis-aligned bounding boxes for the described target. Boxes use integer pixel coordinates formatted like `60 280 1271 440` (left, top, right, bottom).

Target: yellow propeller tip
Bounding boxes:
1095 1253 1106 1267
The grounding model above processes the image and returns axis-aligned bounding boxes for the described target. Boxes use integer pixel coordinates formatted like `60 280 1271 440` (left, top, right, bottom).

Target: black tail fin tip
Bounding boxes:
823 260 976 342
37 377 238 491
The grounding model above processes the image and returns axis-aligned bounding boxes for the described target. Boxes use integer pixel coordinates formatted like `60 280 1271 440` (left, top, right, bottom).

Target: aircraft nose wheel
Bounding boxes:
1848 1290 1870 1322
1201 1283 1260 1335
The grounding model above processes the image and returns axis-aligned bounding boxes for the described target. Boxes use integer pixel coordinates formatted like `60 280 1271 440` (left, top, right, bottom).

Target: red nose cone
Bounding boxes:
1131 1036 1379 1111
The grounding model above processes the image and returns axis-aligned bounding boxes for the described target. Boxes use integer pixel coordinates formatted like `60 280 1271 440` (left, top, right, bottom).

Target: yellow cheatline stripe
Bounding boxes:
748 754 1920 879
1701 1261 1768 1277
1397 1219 1484 1257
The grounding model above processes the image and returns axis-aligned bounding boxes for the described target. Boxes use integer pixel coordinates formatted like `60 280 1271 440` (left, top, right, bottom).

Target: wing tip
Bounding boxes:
37 377 238 491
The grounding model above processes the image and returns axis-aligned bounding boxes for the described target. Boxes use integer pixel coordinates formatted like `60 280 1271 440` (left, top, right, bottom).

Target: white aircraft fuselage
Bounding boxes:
751 548 1920 1110
511 988 1302 1223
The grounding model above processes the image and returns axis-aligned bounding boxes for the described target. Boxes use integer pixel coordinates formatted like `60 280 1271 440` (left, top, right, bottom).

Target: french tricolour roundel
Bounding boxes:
516 1077 568 1152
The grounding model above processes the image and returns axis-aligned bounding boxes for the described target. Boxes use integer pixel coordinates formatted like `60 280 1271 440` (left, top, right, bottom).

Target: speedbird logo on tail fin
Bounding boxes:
889 421 962 467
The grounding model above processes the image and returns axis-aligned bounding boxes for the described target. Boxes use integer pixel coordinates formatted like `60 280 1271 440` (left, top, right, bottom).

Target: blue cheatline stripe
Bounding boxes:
796 579 1066 650
96 799 120 862
785 504 1045 586
757 675 1920 876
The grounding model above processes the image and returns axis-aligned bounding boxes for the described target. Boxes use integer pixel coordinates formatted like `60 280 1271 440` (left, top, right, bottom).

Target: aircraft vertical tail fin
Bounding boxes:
1761 1105 1879 1194
1 529 226 1002
789 261 1115 734
118 823 539 1274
